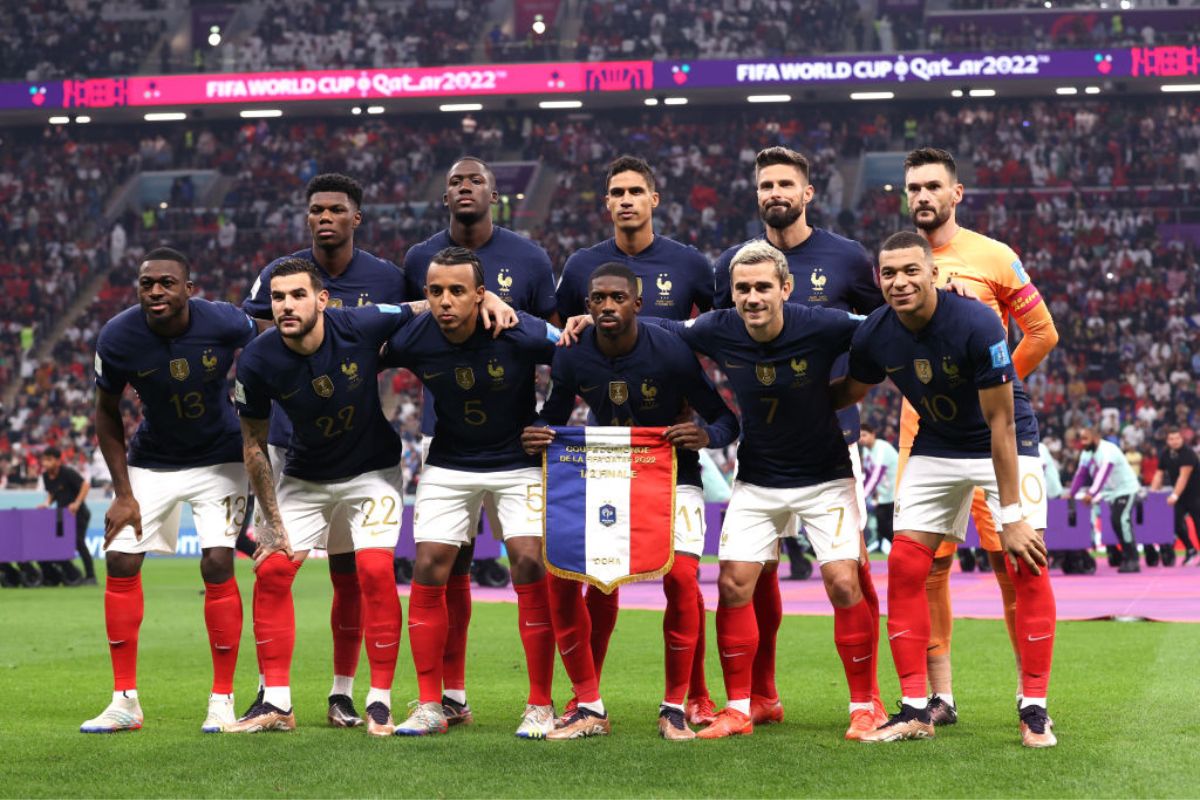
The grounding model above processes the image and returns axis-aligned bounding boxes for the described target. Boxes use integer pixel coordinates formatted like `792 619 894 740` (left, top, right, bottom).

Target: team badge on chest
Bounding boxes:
312 375 335 398
455 367 475 390
170 358 190 381
915 359 933 384
609 380 629 405
755 363 776 386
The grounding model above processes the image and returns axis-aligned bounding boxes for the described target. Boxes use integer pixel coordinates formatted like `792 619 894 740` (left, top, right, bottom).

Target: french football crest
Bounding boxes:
755 363 776 385
609 380 629 405
810 269 827 290
312 374 335 397
327 297 344 308
656 273 673 295
941 356 959 377
341 359 362 389
201 349 218 374
487 359 505 380
497 269 513 291
599 503 617 527
915 359 933 384
169 358 190 381
356 293 371 306
455 367 475 390
790 357 807 375
641 379 658 399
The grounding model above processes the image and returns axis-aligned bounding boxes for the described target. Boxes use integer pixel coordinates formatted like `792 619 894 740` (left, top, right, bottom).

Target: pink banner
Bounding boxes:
63 61 653 109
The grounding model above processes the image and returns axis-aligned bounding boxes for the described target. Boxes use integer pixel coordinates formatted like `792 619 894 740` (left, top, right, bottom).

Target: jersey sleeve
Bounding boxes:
847 322 885 385
242 263 276 320
354 303 415 344
821 307 863 353
218 302 258 348
509 312 560 364
994 251 1057 380
968 311 1018 389
528 248 559 320
539 349 577 426
401 245 427 302
93 328 128 394
846 242 884 315
712 247 735 309
646 314 714 359
689 249 715 312
234 351 272 419
555 253 588 320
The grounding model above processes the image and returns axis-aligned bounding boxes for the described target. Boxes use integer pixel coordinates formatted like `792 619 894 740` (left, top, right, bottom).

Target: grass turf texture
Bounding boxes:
3 560 1198 799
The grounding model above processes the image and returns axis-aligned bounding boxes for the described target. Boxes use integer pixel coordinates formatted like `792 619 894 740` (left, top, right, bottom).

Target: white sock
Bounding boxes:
660 701 684 712
366 687 391 709
210 693 233 703
443 689 467 705
263 686 291 711
257 673 265 691
727 698 751 715
579 699 606 716
330 675 354 698
901 696 929 710
114 689 138 703
933 692 955 708
848 702 874 714
1020 697 1047 710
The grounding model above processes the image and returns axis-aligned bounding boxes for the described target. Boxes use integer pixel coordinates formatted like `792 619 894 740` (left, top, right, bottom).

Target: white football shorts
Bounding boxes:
273 464 404 553
106 463 248 555
414 465 543 546
720 477 862 565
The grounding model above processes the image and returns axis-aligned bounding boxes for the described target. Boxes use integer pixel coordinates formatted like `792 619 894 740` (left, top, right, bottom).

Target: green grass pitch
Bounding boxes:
3 559 1198 798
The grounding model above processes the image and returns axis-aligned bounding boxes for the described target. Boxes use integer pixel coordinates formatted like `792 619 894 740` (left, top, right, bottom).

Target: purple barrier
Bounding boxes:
393 504 503 559
0 509 77 561
1099 493 1176 546
0 509 22 561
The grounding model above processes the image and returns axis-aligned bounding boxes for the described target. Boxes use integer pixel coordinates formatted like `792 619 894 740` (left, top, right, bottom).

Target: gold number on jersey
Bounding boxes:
316 405 356 437
464 400 487 426
760 397 779 424
918 394 958 423
169 391 205 420
361 495 400 528
223 495 247 528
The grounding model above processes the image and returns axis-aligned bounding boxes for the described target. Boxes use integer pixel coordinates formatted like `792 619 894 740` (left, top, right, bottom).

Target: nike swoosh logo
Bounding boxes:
720 651 745 658
668 645 689 652
108 640 126 646
524 621 550 627
214 645 234 651
852 655 871 663
136 369 158 377
888 630 910 641
422 372 444 380
280 388 301 400
375 641 399 648
722 362 744 369
579 385 598 393
407 621 426 628
885 365 905 374
1027 634 1053 642
255 639 274 645
561 642 580 656
338 624 359 632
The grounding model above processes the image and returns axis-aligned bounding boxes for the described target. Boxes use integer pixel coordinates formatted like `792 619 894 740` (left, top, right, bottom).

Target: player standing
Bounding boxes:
834 232 1056 748
713 147 884 726
381 248 559 739
242 173 408 729
525 262 738 739
1070 428 1143 572
553 156 717 725
901 147 1059 723
402 157 559 725
859 424 898 549
83 247 257 733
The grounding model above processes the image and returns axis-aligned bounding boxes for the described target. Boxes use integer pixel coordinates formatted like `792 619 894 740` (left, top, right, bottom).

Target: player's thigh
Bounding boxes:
329 465 404 555
486 468 544 541
673 484 706 558
795 477 862 564
980 454 1049 536
338 465 404 550
895 456 979 543
719 481 793 563
413 465 484 547
187 463 250 550
105 466 187 555
268 445 287 486
275 475 336 552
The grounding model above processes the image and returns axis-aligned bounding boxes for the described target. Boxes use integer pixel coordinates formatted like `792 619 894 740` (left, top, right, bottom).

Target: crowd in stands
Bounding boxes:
3 97 1198 498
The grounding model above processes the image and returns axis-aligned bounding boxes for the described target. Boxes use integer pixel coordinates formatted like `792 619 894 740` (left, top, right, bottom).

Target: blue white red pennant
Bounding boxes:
542 426 676 594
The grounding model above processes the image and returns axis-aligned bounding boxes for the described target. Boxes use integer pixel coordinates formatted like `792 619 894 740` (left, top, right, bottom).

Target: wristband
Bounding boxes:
999 504 1023 525
1169 492 1179 501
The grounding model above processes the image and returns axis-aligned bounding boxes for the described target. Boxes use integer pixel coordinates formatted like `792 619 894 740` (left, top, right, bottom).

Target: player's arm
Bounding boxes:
69 474 89 514
240 415 292 567
829 376 873 411
669 354 739 451
1149 468 1165 492
862 459 886 497
979 383 1046 573
997 256 1058 379
1068 458 1095 503
832 322 883 410
1168 464 1193 506
96 386 141 546
479 291 519 335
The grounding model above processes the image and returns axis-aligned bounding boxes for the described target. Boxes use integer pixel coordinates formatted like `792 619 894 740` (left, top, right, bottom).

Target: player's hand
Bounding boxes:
521 425 556 455
104 495 142 547
1167 493 1179 506
480 291 518 337
253 522 294 570
945 279 978 300
557 314 593 346
664 422 710 451
1078 492 1093 505
1000 519 1046 575
68 500 81 513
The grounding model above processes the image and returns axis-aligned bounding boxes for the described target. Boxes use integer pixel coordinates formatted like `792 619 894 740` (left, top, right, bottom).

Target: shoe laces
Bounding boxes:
1019 705 1049 734
659 706 687 729
558 705 598 726
881 701 923 727
365 702 390 725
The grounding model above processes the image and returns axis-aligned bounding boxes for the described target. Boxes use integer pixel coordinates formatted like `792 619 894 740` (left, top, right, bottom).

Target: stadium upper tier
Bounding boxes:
2 0 1198 80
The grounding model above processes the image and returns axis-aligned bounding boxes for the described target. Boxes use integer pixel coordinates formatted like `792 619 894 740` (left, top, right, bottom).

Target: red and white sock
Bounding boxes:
407 581 448 704
547 574 600 703
105 573 144 692
585 584 620 681
1006 555 1056 702
886 537 935 700
715 602 758 712
355 549 401 697
750 568 781 701
203 577 242 695
329 568 362 694
662 555 701 706
442 573 472 696
254 552 301 693
833 597 876 705
515 577 555 706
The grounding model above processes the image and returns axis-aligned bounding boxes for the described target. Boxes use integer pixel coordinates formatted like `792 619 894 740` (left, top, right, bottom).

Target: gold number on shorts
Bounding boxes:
760 397 779 424
525 483 545 515
360 495 399 527
169 391 205 419
826 505 846 543
223 495 247 528
917 394 958 423
464 400 487 426
676 505 703 532
316 405 355 437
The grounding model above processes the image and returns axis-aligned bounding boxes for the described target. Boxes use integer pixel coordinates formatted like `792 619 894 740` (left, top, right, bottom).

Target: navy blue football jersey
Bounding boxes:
848 290 1040 458
714 228 880 444
243 247 408 447
556 236 714 321
404 227 557 436
382 312 557 472
539 323 739 487
654 304 859 489
95 299 257 469
235 305 412 481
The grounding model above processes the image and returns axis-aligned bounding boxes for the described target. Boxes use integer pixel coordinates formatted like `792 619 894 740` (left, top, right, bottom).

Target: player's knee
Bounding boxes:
716 572 753 606
508 552 544 585
105 551 143 578
199 547 234 584
663 557 699 596
823 572 860 607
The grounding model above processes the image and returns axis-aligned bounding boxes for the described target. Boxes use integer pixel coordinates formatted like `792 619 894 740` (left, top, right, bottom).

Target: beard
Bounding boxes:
452 205 489 227
911 204 951 232
279 313 319 340
760 202 803 230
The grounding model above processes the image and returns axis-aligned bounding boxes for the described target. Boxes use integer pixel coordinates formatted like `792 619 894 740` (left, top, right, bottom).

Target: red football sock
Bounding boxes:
329 568 362 679
858 559 882 700
442 573 472 692
515 577 555 706
886 537 936 699
688 585 710 701
585 583 620 680
407 581 448 703
355 549 401 692
547 574 599 703
251 578 263 679
662 555 701 705
715 601 759 703
1006 556 1057 699
833 597 876 705
990 552 1021 661
203 577 242 695
105 574 143 692
750 568 782 700
254 552 302 687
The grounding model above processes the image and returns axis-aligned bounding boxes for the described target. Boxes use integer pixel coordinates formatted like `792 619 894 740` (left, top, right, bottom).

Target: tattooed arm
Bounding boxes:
241 416 294 568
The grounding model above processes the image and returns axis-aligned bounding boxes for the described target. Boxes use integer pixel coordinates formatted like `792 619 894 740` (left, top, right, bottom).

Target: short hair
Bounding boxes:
306 173 363 208
448 156 495 188
429 246 485 288
41 446 61 459
588 262 639 296
880 231 934 262
860 422 875 435
729 240 790 286
904 147 957 181
606 155 656 193
270 257 325 291
142 246 190 279
755 146 810 181
1165 425 1182 437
